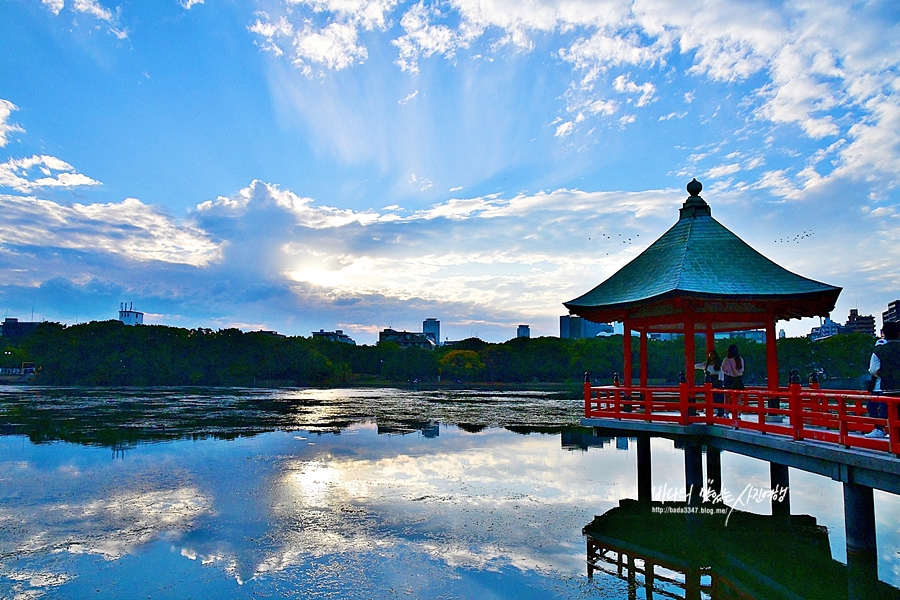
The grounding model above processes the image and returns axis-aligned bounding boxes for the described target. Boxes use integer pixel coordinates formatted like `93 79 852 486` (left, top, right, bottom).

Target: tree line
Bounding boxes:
0 320 878 388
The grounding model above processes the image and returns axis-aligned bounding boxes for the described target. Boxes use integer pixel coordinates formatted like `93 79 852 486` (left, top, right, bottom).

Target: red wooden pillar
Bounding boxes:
639 330 648 388
766 317 779 390
684 317 695 386
623 319 633 388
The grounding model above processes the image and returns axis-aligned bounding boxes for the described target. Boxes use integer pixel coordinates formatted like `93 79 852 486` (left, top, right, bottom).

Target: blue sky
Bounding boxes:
1 0 898 344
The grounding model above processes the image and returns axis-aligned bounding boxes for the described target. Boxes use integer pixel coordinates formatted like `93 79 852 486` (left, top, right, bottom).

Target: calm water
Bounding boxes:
0 386 898 599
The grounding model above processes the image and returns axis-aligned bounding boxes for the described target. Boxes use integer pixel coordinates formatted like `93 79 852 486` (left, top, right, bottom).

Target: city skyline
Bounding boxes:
1 1 898 344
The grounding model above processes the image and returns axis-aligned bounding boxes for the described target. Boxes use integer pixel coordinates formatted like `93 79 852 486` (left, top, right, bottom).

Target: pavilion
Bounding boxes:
563 178 841 391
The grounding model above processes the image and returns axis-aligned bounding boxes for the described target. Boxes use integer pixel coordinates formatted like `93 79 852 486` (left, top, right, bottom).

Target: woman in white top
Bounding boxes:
696 349 725 416
695 350 723 383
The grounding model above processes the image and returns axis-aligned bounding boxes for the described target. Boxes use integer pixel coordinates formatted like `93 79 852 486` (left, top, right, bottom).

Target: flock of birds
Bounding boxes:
774 230 814 243
586 229 814 257
588 232 640 255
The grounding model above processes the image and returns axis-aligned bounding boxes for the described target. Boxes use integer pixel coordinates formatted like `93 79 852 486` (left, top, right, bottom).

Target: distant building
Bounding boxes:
718 330 766 343
312 329 356 345
255 330 286 338
517 324 530 338
779 329 786 339
0 318 40 343
844 309 875 336
560 315 614 339
379 329 436 350
423 318 440 345
648 332 680 341
118 302 144 326
883 300 900 325
809 315 843 340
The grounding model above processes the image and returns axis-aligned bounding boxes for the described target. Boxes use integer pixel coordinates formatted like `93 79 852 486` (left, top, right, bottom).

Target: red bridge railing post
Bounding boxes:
789 381 802 440
888 394 899 457
583 372 592 418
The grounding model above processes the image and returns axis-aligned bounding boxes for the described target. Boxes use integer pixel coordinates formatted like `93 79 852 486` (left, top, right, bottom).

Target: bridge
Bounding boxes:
581 378 900 599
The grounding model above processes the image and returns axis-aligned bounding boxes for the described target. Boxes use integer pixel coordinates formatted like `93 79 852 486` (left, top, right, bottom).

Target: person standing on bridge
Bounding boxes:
866 321 900 438
696 350 725 416
721 345 744 417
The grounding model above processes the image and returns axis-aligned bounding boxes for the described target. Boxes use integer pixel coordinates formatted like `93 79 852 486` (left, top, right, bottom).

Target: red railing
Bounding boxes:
584 380 900 456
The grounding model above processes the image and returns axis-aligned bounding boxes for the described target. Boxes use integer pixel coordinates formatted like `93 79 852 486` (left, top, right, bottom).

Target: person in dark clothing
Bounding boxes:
866 321 900 438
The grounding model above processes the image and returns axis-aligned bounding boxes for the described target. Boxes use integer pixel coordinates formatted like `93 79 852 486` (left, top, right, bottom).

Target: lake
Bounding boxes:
1 386 898 599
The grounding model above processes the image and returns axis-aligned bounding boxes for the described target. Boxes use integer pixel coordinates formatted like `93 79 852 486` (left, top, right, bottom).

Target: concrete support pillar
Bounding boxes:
847 548 879 600
843 482 877 554
637 436 652 504
706 447 722 499
770 463 790 521
684 443 703 506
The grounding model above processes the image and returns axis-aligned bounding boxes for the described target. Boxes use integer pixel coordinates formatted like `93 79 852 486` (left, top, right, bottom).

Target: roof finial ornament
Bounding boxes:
679 178 710 218
687 178 702 197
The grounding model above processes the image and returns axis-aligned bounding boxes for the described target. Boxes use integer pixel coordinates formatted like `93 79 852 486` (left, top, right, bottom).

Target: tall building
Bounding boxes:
118 302 144 326
560 315 614 339
844 309 875 336
883 300 900 325
517 324 530 338
423 318 440 345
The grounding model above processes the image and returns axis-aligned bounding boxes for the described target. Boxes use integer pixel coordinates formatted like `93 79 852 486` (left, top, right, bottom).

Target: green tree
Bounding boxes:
439 349 485 381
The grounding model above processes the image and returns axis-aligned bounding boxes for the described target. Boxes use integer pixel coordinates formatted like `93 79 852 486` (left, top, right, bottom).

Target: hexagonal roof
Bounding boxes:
563 180 841 330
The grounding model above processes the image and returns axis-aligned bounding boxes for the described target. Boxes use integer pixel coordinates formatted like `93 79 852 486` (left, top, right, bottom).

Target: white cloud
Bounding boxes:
293 21 368 72
249 14 294 57
559 31 668 86
612 74 655 107
554 121 573 138
249 0 397 74
73 0 113 21
398 90 418 105
705 163 741 179
586 99 617 116
37 0 127 38
0 194 221 267
393 2 469 73
0 155 102 193
41 0 64 16
0 99 25 147
181 0 204 8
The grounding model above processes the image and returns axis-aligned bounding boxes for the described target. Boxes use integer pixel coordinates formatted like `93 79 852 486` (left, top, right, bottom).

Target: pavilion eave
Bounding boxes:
564 288 841 332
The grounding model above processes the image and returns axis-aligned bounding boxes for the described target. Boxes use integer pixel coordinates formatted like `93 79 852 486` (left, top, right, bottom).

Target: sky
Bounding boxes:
0 0 898 344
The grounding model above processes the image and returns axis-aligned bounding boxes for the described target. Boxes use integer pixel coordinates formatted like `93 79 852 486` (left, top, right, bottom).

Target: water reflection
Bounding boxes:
583 499 900 599
0 386 580 448
1 388 899 598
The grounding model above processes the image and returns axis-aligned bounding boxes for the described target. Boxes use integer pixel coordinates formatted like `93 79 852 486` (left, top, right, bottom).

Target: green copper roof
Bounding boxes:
564 180 841 325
